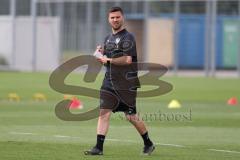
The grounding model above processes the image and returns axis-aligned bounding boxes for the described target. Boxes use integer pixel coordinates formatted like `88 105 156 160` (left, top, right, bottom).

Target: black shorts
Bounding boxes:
100 87 137 115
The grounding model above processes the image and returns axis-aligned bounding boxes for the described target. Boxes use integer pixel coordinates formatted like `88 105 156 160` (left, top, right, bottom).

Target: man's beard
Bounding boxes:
112 23 122 31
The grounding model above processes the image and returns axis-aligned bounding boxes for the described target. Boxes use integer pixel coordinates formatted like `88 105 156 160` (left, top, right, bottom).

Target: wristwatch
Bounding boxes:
107 59 111 65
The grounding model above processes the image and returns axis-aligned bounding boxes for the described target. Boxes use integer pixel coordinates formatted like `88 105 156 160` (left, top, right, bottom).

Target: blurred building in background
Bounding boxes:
0 0 239 76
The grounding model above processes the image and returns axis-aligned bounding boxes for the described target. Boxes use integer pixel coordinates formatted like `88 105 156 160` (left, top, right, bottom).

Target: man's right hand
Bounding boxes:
96 45 103 53
94 45 104 59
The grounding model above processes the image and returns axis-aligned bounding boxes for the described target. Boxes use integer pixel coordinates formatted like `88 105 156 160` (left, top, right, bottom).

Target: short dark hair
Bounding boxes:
108 6 124 15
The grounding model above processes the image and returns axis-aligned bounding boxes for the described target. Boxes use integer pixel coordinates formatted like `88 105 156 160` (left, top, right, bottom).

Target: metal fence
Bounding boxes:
0 0 240 76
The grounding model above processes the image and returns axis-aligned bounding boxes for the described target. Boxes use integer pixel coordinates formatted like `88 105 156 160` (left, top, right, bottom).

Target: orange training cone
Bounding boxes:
70 97 83 109
64 94 73 100
227 97 238 106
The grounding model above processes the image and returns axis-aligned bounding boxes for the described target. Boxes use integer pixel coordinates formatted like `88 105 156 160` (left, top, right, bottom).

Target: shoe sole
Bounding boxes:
84 151 103 156
143 146 155 155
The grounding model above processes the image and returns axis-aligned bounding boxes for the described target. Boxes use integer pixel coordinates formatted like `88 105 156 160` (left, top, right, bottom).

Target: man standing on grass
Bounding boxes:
84 6 155 156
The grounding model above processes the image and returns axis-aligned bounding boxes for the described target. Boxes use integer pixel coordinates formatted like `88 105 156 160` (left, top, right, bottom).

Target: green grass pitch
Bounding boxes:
0 72 240 160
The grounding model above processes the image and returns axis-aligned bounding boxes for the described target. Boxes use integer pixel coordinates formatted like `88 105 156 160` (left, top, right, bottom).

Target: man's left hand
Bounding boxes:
97 56 111 64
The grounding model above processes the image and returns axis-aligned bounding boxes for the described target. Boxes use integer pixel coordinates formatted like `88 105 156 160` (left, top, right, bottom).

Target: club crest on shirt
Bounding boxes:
119 40 133 51
105 42 116 51
115 38 120 44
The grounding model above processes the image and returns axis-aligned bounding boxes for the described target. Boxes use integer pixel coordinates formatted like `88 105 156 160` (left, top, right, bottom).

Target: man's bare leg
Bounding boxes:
125 113 155 155
97 109 112 135
125 113 147 134
84 109 111 155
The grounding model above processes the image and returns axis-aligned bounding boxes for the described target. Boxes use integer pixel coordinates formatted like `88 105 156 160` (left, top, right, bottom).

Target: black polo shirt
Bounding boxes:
102 29 140 90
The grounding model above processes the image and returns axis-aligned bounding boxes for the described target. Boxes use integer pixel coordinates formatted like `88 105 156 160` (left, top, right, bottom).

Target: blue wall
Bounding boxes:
178 15 224 69
178 15 205 68
128 14 238 69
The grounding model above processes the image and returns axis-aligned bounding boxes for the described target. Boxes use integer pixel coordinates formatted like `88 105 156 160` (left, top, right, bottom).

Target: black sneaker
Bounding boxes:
84 147 103 155
143 145 155 155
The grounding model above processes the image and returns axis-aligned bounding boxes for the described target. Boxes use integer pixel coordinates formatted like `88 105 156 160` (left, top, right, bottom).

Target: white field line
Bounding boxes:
8 132 82 139
106 138 136 143
8 132 185 148
53 135 72 138
53 135 82 139
208 149 240 154
53 135 83 139
8 132 240 154
9 132 35 135
106 138 185 148
155 142 186 148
